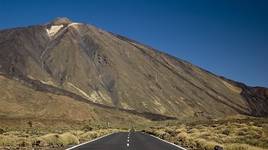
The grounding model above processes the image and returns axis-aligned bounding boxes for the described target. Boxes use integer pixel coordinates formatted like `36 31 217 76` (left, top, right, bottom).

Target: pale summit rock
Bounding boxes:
46 25 64 37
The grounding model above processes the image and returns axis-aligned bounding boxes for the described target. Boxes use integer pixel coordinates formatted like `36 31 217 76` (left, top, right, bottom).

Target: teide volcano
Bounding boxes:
0 17 267 121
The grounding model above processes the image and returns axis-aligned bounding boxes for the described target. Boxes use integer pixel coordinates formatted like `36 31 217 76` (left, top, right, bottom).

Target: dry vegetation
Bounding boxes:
144 116 268 150
0 122 122 150
1 115 268 150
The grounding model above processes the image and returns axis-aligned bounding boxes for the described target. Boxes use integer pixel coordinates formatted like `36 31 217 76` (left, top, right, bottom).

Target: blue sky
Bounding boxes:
0 0 267 87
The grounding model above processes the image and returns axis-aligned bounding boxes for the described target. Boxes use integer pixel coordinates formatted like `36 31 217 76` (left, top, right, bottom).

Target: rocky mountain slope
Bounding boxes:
0 73 152 127
0 17 267 122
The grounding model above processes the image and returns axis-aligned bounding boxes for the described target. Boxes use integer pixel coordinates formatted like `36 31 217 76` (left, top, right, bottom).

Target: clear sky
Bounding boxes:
0 0 267 87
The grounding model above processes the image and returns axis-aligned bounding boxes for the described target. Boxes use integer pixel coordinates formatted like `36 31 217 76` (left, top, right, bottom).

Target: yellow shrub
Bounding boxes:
59 132 79 146
225 143 267 150
195 138 221 150
79 131 99 141
39 132 79 146
0 135 16 146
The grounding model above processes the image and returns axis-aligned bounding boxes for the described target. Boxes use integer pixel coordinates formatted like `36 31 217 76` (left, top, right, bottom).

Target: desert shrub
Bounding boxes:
27 121 33 128
176 132 189 143
185 137 197 147
82 125 93 132
224 143 266 150
38 132 79 147
0 128 5 134
32 138 49 147
195 138 221 150
79 131 100 141
175 127 187 134
188 128 199 134
69 130 85 137
39 133 63 147
0 135 16 146
18 139 31 147
145 118 268 150
164 126 177 136
222 128 231 135
0 129 119 149
78 129 118 142
153 130 169 139
59 132 79 146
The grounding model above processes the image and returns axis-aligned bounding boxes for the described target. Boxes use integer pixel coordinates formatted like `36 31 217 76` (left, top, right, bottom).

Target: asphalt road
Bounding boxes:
67 131 186 150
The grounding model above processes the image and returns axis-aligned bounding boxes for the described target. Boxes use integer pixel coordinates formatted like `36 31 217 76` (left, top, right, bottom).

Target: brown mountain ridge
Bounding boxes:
0 17 267 123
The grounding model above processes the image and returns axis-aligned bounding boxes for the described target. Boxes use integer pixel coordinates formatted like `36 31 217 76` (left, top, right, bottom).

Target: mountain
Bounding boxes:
0 17 267 123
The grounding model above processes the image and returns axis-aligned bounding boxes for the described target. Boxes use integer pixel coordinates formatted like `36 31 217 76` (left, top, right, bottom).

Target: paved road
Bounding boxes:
67 131 186 150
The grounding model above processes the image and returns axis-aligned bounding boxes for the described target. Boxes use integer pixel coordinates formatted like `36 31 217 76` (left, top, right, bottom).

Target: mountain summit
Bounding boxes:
0 17 267 122
49 17 73 25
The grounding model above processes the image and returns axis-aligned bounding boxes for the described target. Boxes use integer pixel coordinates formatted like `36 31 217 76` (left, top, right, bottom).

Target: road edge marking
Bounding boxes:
65 132 117 150
143 132 188 150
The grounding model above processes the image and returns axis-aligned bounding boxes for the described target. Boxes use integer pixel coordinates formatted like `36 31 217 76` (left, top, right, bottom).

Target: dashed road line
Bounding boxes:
127 130 131 148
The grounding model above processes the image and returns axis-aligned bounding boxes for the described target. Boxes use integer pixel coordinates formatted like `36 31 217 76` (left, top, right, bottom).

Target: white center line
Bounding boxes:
126 131 131 148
